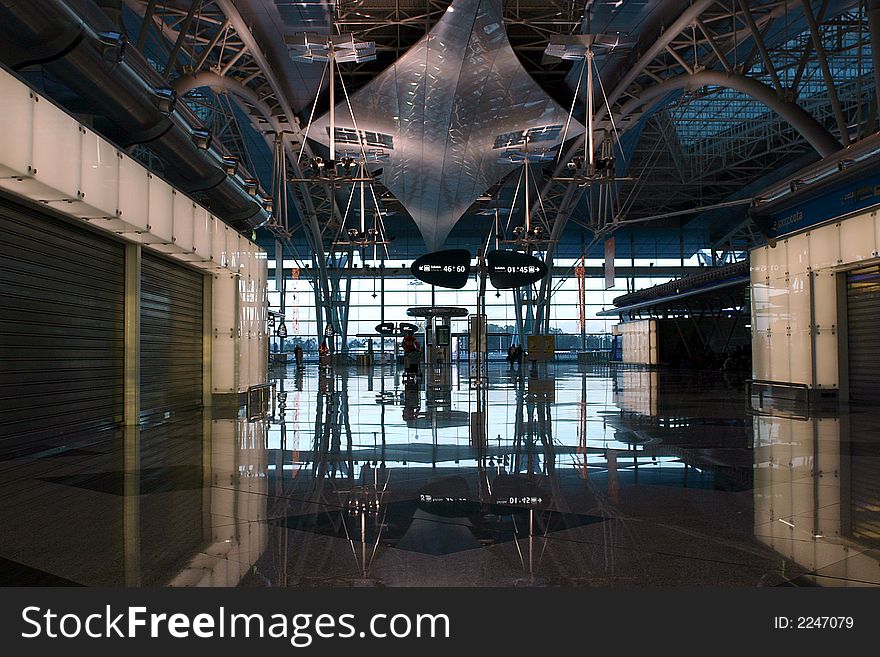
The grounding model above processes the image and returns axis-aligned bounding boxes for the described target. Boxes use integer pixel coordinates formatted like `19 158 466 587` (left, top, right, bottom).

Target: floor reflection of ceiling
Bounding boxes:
271 502 606 556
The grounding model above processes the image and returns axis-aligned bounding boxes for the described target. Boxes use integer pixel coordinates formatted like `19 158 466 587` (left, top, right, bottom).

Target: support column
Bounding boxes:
123 243 141 586
124 243 141 426
203 273 213 408
201 271 213 544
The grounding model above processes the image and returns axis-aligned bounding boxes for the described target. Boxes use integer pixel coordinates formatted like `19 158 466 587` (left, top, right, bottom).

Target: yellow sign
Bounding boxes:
526 334 555 361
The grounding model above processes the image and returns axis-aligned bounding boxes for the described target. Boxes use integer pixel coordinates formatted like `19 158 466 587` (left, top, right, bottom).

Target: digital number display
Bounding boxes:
419 494 468 503
486 250 548 289
411 249 472 289
496 496 544 506
418 264 467 273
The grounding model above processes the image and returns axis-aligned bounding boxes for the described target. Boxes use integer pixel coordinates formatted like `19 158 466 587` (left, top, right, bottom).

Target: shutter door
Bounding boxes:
140 252 204 424
139 254 205 583
848 432 880 549
0 196 124 455
846 265 880 403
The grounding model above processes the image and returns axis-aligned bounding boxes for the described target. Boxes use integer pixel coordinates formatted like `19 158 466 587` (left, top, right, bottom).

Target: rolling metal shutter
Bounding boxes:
847 427 880 549
139 253 206 582
139 252 204 424
845 266 880 548
0 196 124 455
846 265 880 403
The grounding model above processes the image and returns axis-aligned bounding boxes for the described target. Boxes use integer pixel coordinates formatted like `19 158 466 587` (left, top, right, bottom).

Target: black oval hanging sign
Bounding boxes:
486 250 548 289
410 249 472 289
375 322 396 335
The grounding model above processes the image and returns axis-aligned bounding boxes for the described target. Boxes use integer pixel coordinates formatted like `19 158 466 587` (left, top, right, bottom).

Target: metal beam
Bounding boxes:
800 0 851 145
162 1 200 79
135 0 156 50
695 17 732 73
868 0 880 119
736 0 783 94
615 70 842 157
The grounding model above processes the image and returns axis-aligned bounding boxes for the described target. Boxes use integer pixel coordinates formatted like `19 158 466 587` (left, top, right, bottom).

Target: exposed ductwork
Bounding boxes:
0 0 269 231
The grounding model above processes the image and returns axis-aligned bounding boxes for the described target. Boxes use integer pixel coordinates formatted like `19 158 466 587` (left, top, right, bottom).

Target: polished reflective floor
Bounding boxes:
1 361 878 586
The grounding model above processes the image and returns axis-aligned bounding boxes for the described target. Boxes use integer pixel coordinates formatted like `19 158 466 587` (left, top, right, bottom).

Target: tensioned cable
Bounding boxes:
336 69 391 259
505 167 525 236
297 61 329 163
593 53 627 169
556 59 584 165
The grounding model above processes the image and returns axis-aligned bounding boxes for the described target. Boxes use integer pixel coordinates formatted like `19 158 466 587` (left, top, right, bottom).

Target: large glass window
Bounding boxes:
267 253 699 353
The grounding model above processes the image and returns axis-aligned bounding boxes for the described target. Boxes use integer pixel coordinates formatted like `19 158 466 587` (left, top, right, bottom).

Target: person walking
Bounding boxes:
402 330 421 376
318 339 331 367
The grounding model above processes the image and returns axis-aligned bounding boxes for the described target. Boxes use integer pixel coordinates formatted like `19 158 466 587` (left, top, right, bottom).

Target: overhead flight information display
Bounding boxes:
486 249 548 288
410 249 472 289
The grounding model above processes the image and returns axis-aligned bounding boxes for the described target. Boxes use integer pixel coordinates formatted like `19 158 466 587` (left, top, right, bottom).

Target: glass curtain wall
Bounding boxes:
267 254 704 355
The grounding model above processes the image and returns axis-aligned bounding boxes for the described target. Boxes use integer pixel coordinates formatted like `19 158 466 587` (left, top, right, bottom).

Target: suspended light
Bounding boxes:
97 31 126 63
152 87 176 115
221 155 239 176
242 178 258 195
190 128 212 150
287 33 376 64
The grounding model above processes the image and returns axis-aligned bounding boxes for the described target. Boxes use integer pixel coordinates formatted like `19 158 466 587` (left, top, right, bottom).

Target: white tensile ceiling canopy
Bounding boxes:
309 0 584 252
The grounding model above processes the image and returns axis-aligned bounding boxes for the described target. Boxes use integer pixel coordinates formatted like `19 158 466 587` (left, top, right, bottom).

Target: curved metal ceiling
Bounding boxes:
309 0 584 251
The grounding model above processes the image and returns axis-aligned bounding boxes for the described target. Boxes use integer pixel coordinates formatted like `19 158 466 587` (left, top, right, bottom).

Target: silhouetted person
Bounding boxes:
402 330 421 375
293 344 304 369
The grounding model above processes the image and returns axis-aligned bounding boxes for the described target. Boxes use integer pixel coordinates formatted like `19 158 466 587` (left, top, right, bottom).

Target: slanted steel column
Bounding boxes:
162 1 200 79
800 0 851 145
868 0 880 120
737 0 783 94
135 0 157 50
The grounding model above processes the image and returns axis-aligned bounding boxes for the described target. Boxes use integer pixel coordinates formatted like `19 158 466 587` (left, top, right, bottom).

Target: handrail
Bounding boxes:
746 379 810 392
746 379 811 419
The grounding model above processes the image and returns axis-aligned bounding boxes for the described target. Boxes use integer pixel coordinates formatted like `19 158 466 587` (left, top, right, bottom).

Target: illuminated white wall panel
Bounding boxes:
146 175 174 244
113 152 150 232
839 214 875 262
212 219 229 268
616 319 658 365
171 191 195 253
190 206 212 261
749 207 880 391
31 94 82 201
53 127 119 218
212 272 238 394
0 69 33 179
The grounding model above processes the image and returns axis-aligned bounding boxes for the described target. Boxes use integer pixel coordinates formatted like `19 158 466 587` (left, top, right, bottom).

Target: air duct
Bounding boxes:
0 0 269 231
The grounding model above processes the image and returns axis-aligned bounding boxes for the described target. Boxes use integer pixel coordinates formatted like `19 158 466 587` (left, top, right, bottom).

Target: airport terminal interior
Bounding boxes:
1 0 879 587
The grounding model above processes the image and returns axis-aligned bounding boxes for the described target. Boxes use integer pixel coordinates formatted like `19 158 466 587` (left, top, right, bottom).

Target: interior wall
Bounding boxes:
614 319 658 365
750 206 880 392
0 65 267 401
